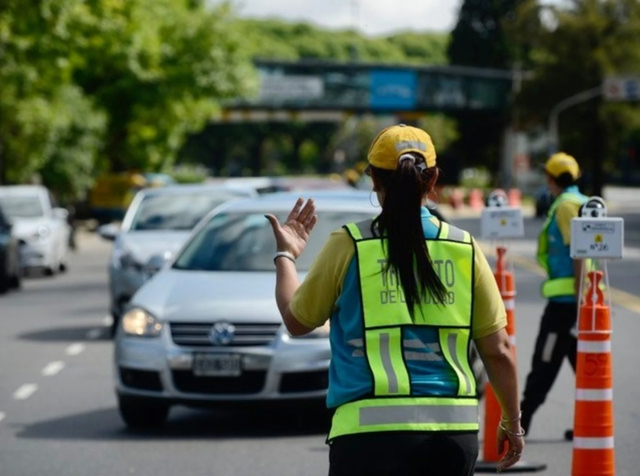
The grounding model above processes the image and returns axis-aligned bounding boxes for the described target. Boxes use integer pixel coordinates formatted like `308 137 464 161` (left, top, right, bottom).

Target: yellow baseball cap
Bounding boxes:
367 124 437 171
545 152 580 180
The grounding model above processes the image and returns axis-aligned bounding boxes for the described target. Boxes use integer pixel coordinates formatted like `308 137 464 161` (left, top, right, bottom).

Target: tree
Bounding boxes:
447 0 527 175
70 0 255 173
513 0 640 195
0 0 106 197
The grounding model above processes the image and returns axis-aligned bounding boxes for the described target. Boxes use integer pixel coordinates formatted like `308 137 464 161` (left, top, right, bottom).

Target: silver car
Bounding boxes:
114 191 486 428
99 184 256 335
0 185 71 275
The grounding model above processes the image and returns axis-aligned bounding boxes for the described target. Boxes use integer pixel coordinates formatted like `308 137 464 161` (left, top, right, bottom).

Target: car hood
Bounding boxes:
132 269 308 323
117 231 191 264
10 218 53 239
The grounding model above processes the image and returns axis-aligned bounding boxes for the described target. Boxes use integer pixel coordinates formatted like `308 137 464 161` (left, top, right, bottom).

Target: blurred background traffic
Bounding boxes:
2 1 640 475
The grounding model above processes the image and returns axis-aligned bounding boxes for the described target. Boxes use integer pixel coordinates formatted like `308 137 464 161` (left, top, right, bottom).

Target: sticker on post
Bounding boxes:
480 207 524 239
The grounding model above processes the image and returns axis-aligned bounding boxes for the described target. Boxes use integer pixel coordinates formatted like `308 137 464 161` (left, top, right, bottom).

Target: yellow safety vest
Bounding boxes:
328 219 479 440
537 192 586 299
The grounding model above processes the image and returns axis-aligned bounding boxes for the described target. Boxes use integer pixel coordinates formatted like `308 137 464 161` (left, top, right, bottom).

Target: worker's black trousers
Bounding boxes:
521 301 578 433
328 431 478 476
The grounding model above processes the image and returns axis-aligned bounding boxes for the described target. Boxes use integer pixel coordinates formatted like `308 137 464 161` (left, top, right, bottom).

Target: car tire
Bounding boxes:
0 257 8 295
44 266 55 277
118 395 170 429
59 262 68 273
9 272 21 289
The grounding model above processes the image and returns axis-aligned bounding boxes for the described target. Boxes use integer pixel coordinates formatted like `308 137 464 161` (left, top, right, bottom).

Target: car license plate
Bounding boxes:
192 354 242 377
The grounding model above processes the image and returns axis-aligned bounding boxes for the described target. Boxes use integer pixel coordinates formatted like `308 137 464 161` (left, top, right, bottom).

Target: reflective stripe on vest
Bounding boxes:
537 192 585 298
329 219 478 440
329 398 480 438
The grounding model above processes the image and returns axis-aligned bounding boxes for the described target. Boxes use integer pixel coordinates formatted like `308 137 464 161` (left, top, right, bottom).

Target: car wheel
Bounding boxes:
0 258 8 294
118 395 170 429
44 266 55 277
59 262 68 273
9 272 21 289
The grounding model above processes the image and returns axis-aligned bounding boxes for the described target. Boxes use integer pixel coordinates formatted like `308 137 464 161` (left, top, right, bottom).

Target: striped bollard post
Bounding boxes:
572 270 615 476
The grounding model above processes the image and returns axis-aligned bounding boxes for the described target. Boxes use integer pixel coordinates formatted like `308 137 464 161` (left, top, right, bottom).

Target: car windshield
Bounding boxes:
129 191 246 231
0 195 44 218
173 210 373 272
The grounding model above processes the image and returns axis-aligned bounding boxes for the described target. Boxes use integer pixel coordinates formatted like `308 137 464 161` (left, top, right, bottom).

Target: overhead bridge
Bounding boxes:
220 60 516 122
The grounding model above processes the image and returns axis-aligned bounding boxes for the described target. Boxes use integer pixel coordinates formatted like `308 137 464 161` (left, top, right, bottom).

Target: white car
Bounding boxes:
114 190 489 429
99 184 257 335
0 185 71 275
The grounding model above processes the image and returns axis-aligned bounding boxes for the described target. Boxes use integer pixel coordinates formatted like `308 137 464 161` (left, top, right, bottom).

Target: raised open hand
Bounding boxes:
265 198 318 259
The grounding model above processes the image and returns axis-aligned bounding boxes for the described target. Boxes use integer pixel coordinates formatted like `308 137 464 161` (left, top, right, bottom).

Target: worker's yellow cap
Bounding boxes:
545 152 580 180
367 125 436 171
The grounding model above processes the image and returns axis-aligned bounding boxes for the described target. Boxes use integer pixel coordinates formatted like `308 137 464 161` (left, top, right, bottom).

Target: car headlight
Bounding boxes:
295 320 330 339
121 308 163 337
30 226 49 240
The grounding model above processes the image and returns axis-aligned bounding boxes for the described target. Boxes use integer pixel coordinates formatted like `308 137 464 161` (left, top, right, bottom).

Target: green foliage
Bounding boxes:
0 0 254 200
0 0 106 198
70 0 256 173
239 19 449 64
448 0 527 69
513 0 640 193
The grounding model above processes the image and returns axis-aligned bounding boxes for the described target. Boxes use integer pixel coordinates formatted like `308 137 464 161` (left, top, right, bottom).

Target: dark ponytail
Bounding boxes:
371 155 448 316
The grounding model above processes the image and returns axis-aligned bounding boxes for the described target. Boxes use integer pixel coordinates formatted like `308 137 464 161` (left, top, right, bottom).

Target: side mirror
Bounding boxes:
98 223 120 241
53 207 69 221
143 252 172 279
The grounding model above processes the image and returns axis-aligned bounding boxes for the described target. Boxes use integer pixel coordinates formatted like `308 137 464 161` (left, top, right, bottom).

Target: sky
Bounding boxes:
227 0 463 35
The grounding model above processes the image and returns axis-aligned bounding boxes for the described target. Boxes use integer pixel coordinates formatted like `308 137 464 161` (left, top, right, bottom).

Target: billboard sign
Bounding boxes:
369 70 417 110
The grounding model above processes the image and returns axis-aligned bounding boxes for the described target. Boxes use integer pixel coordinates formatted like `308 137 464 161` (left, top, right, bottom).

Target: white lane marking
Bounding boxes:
42 361 65 377
576 388 613 401
86 328 103 340
0 412 5 423
574 436 614 449
102 315 113 327
13 384 38 400
65 343 85 356
578 340 611 353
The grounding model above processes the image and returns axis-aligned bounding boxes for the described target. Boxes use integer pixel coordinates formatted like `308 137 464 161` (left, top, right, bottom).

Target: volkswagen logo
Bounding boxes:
209 322 236 346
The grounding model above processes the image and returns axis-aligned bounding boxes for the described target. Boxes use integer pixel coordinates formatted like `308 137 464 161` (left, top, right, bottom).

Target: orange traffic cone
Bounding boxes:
508 188 522 207
572 270 615 476
469 189 484 210
476 247 547 473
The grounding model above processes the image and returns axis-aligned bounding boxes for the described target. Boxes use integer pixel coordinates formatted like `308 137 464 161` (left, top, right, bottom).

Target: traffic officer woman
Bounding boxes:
520 153 588 436
266 125 524 475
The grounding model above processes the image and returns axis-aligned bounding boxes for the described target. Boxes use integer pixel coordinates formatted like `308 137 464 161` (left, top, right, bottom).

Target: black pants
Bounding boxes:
521 301 578 433
328 432 478 476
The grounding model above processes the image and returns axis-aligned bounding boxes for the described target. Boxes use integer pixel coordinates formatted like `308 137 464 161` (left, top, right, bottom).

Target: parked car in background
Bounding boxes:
0 186 71 276
0 204 22 293
89 172 176 224
113 190 486 428
99 184 256 336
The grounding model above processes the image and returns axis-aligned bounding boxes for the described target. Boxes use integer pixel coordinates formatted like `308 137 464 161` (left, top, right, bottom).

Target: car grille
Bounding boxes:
172 370 266 395
170 322 281 347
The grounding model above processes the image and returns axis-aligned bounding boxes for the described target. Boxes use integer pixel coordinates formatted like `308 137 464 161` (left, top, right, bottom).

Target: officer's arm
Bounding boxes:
474 329 520 420
274 257 314 337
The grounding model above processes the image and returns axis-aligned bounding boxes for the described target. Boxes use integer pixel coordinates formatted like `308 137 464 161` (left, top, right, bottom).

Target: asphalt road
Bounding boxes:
1 218 639 476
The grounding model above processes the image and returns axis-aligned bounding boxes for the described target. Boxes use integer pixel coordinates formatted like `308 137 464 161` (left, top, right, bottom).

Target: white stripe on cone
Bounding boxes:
576 388 613 401
574 436 614 449
577 341 611 353
509 335 517 346
503 299 515 310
